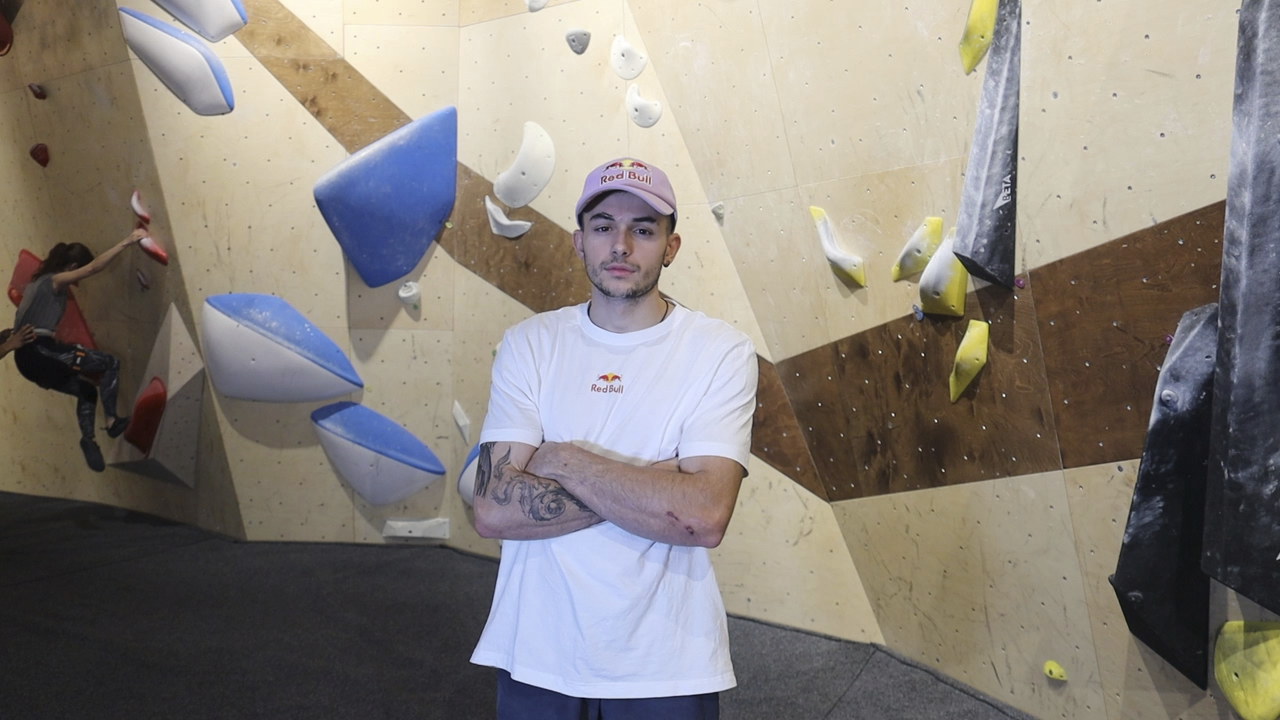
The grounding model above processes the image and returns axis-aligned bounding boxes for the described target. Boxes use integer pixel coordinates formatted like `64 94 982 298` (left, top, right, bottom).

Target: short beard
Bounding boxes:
585 260 662 301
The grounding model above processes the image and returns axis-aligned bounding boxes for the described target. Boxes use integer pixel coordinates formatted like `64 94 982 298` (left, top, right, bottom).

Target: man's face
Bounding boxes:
573 192 680 301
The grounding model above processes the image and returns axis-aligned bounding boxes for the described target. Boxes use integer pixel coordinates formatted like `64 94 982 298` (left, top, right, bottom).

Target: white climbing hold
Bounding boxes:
494 121 555 209
611 35 647 80
626 84 662 128
484 195 533 239
566 29 591 55
810 206 866 287
397 281 420 308
711 202 726 223
452 401 471 444
525 0 548 11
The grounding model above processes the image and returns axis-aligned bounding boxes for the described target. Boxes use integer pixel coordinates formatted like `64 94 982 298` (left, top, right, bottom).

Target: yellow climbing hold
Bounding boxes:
809 206 866 287
1042 660 1068 682
892 217 944 282
950 319 989 402
918 227 968 317
1216 621 1280 720
959 0 999 75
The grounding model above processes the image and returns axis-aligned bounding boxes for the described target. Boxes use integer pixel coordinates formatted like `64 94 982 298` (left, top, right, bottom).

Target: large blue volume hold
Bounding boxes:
204 293 362 390
311 402 445 476
314 106 458 288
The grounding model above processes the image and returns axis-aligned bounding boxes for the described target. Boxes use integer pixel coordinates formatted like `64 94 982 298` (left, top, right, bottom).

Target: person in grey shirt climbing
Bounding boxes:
13 229 149 472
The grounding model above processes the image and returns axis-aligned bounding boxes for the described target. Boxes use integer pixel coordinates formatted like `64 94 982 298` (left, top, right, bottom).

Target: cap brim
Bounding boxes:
576 185 675 221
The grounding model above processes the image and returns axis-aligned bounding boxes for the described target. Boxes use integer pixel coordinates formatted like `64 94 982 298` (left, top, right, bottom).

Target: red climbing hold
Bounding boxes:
124 377 168 457
29 143 48 167
131 189 152 224
27 84 46 100
140 235 169 266
0 14 12 57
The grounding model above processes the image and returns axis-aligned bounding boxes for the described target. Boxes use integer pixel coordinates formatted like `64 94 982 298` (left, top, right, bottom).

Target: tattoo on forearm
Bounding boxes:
475 443 594 523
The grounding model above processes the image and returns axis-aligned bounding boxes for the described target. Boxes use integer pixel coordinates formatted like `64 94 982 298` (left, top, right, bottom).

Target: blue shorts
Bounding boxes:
496 670 720 720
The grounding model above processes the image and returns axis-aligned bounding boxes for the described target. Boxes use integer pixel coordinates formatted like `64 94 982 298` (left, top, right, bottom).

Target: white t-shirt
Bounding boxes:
471 301 758 699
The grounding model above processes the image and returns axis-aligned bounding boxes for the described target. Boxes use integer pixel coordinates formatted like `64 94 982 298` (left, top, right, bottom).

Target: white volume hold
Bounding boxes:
525 0 549 11
610 35 648 80
494 121 555 209
484 196 533 239
626 85 662 128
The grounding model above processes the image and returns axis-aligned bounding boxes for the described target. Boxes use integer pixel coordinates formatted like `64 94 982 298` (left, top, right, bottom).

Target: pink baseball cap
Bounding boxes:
575 158 677 227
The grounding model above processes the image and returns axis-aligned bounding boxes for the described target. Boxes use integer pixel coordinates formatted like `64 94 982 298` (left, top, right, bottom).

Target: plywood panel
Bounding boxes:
460 0 573 27
344 0 459 26
238 0 410 154
712 457 880 643
1065 461 1229 720
1031 202 1223 470
779 282 1060 502
348 328 453 542
278 0 343 54
0 86 56 264
346 244 454 332
442 164 591 313
659 204 770 361
629 0 795 202
757 0 979 188
752 357 824 501
446 263 532 558
25 62 174 332
344 24 459 121
135 54 350 327
458 0 627 232
10 0 126 84
1019 0 1236 270
718 156 968 363
834 472 1107 720
203 320 359 542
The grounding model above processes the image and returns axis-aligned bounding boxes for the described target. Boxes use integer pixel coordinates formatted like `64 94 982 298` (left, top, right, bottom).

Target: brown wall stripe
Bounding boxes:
1030 201 1225 470
232 0 822 495
753 357 828 501
778 280 1061 502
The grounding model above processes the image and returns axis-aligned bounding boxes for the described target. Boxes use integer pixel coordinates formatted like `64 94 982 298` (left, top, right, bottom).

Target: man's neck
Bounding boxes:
587 293 671 333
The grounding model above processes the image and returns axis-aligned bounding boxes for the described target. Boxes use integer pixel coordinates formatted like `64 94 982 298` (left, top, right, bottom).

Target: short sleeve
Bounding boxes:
478 327 544 448
678 338 758 471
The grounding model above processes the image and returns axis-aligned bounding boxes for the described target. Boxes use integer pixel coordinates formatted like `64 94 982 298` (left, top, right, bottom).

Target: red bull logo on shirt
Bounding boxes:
591 373 624 394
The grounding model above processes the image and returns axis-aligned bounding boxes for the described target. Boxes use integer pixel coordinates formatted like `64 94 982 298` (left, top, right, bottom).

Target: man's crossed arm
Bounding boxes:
471 441 743 548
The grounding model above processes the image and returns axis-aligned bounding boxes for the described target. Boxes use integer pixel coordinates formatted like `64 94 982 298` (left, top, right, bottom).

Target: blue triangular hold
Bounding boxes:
205 293 363 390
314 106 458 288
311 401 446 476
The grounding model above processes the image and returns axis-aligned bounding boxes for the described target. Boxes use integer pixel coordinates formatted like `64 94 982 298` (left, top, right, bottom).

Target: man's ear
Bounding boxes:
572 229 585 260
663 232 681 267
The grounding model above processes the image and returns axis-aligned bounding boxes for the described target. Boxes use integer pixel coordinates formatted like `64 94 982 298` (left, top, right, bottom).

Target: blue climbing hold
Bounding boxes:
312 402 446 505
314 106 458 288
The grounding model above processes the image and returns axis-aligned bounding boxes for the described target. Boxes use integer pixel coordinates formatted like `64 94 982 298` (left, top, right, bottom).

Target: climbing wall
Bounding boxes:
0 0 1268 716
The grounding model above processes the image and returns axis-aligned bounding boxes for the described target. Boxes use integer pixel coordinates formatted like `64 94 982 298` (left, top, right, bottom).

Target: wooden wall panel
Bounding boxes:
779 283 1060 502
1031 202 1224 470
753 358 826 501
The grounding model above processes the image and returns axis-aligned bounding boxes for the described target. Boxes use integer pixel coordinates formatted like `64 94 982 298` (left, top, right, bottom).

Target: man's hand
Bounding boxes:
0 324 35 358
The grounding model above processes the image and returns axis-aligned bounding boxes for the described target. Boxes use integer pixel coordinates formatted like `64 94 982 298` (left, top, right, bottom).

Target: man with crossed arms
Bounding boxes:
470 158 758 719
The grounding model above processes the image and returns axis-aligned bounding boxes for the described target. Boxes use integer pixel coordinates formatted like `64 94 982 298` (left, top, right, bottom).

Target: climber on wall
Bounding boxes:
13 228 150 472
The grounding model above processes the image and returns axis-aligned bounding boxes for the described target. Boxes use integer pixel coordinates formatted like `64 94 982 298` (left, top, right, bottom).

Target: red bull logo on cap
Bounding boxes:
600 159 653 187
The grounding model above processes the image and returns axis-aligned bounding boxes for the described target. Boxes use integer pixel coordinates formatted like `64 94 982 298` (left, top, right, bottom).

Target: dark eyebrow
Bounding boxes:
587 211 658 225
